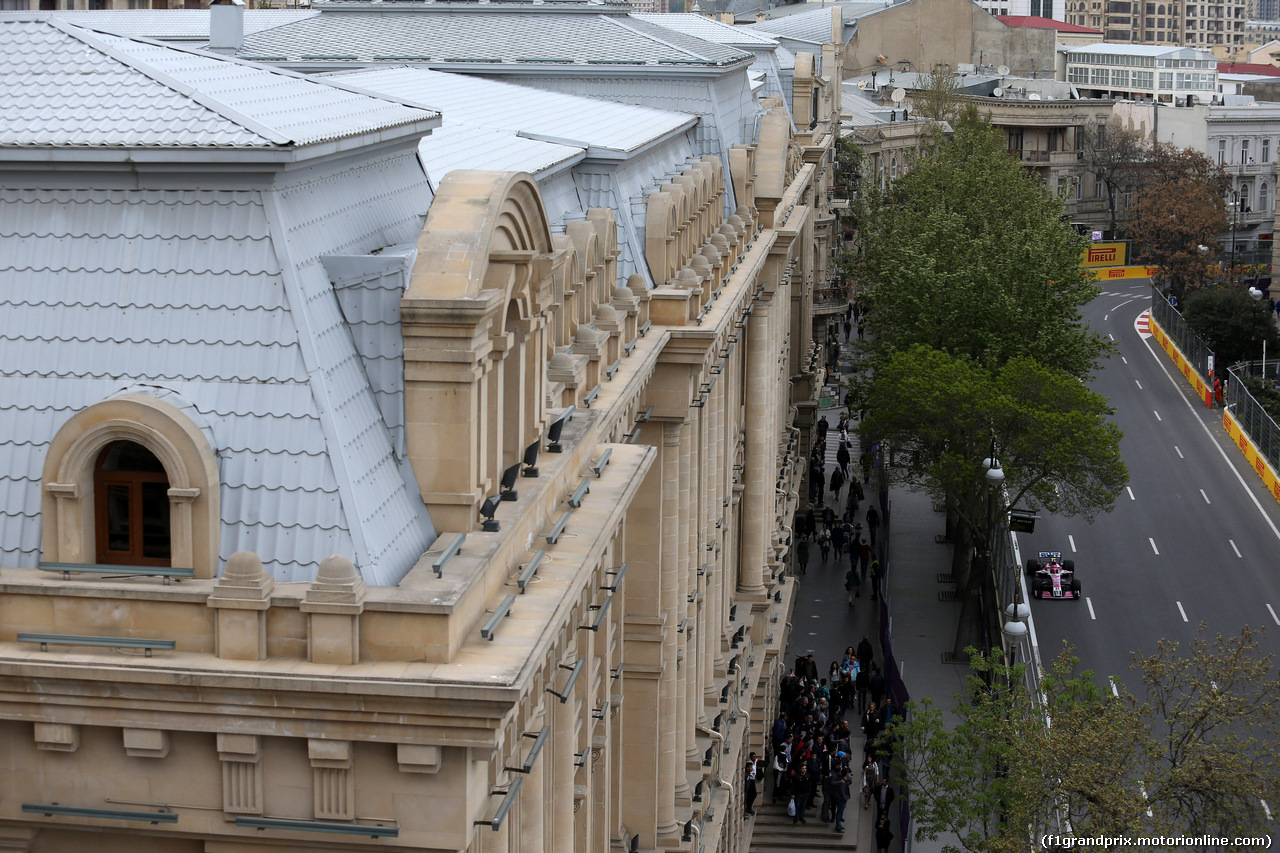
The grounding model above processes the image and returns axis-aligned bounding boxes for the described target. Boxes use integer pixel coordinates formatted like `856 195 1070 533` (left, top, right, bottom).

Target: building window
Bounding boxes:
1095 175 1105 197
1261 182 1271 213
1241 183 1252 210
94 441 171 566
1218 138 1227 163
1242 139 1251 163
1263 138 1271 162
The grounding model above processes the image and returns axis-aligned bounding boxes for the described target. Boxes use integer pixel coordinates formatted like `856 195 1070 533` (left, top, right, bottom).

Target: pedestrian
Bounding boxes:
817 415 829 442
831 522 845 559
869 663 885 709
874 777 895 823
814 467 826 504
862 701 882 742
832 768 852 832
744 753 760 816
818 526 831 563
857 636 874 669
791 760 813 824
865 505 880 546
856 321 865 340
796 537 810 575
861 754 880 810
855 663 869 713
829 465 845 502
859 540 872 580
860 448 872 483
836 441 851 479
845 563 861 607
869 557 882 601
875 814 894 853
843 318 852 340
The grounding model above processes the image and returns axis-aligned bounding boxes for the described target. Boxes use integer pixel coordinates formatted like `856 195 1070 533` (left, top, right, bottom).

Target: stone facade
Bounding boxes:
0 40 836 853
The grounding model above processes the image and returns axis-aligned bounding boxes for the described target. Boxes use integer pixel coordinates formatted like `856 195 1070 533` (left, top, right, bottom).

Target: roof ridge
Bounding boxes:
606 14 717 62
47 19 292 146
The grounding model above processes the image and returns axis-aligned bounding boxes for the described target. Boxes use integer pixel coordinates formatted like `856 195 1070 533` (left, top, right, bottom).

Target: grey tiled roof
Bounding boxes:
418 124 584 179
45 9 317 40
0 18 438 150
632 11 778 45
327 67 697 154
238 9 751 66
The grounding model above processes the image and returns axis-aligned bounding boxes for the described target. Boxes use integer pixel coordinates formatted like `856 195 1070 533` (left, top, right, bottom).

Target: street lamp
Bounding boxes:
1250 287 1268 379
1228 191 1241 283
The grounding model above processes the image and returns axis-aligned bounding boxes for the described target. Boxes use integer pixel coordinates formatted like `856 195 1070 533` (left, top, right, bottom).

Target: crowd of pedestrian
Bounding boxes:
759 638 899 848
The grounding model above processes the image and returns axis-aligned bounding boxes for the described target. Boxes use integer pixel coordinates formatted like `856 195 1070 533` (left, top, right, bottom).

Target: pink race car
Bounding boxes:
1026 551 1082 601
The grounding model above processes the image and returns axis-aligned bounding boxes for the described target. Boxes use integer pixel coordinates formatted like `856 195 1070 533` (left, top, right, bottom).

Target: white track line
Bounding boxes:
1068 534 1077 552
1174 445 1184 458
1262 799 1272 821
1140 335 1280 543
1200 489 1211 504
1230 539 1242 558
1104 314 1109 321
1087 597 1096 620
1110 679 1119 697
1122 356 1129 364
1149 538 1160 555
1268 604 1280 626
1135 380 1143 389
1153 410 1162 421
1127 487 1136 501
1176 601 1188 622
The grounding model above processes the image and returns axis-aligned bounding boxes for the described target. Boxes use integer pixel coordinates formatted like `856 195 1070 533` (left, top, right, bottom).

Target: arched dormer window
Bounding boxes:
95 441 172 566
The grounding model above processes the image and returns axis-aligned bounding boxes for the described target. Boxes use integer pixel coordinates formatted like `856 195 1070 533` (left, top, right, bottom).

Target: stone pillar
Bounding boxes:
679 417 697 779
552 684 576 850
656 420 682 839
207 550 274 661
309 739 355 820
301 555 365 666
739 300 772 597
519 713 547 853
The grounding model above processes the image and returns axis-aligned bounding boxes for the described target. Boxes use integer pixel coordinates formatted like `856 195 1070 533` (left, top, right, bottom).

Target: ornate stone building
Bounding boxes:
0 11 836 853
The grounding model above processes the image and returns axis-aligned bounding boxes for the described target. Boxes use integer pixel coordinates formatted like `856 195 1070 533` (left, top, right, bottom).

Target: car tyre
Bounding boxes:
1063 559 1075 572
1071 579 1081 598
1026 559 1041 575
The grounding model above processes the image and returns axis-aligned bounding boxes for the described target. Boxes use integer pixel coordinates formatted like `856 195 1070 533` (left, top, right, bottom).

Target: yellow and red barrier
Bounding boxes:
1224 410 1280 504
1148 317 1213 408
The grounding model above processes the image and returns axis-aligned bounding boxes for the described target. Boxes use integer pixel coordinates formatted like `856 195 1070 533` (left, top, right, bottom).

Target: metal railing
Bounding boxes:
1226 362 1280 472
1151 285 1215 384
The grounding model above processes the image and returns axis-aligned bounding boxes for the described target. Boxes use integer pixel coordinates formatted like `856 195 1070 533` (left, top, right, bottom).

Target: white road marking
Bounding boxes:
1174 445 1184 458
1122 356 1129 364
1230 539 1242 558
1140 335 1280 544
1127 487 1135 501
1200 489 1210 504
1104 314 1109 321
1135 380 1143 390
1110 679 1119 697
1150 538 1160 555
1153 410 1162 421
1068 535 1077 552
1087 597 1096 620
1108 333 1115 341
899 660 905 678
1262 799 1273 820
1268 604 1280 626
1176 601 1188 622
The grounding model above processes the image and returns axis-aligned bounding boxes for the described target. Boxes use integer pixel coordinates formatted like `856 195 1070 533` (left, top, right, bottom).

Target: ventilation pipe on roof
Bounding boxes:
210 0 245 55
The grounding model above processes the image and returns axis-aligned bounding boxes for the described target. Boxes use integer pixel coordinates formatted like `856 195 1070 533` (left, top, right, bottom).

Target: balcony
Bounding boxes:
1014 149 1052 163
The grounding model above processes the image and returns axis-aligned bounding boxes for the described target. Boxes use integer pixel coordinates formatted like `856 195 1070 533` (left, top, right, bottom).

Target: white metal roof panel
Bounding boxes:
238 9 750 66
419 123 583 181
47 9 318 40
632 12 779 45
328 67 695 154
0 18 437 150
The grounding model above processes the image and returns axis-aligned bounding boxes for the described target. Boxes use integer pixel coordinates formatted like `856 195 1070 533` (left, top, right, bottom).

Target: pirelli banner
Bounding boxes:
1223 409 1280 506
1081 242 1128 268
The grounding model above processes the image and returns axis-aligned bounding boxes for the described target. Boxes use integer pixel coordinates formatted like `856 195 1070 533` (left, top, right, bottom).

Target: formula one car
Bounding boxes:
1025 551 1081 601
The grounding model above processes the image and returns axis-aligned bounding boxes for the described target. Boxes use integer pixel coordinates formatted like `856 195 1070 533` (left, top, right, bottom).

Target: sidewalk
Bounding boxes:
765 333 969 853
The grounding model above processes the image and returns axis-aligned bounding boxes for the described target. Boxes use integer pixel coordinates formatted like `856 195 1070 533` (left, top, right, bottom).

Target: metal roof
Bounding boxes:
417 123 584 181
44 9 317 40
326 66 697 155
1067 42 1217 59
632 12 779 46
237 9 751 66
0 18 439 150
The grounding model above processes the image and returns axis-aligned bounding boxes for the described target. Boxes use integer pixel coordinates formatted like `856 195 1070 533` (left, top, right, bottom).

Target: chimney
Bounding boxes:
209 0 245 55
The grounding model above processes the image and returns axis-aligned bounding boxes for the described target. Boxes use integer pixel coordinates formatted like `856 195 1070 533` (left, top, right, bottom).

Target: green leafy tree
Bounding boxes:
912 64 963 125
860 346 1127 654
851 109 1107 381
889 630 1280 853
1181 285 1280 367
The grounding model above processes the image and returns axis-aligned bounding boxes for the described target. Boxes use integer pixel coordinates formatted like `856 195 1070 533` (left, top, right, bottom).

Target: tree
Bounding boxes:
890 630 1280 853
1129 178 1228 301
851 109 1107 381
1079 117 1151 237
859 346 1127 654
1181 285 1280 367
912 64 963 125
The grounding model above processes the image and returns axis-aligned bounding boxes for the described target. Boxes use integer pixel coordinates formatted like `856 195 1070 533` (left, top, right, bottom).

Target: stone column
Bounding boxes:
739 300 772 597
656 420 682 839
680 416 698 775
552 673 576 850
519 713 547 853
